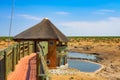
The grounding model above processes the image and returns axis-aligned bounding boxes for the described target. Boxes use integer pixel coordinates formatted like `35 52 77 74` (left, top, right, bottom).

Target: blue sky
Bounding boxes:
0 0 120 36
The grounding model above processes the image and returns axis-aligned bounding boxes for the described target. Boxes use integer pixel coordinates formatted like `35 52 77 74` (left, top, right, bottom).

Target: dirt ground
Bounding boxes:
51 73 106 80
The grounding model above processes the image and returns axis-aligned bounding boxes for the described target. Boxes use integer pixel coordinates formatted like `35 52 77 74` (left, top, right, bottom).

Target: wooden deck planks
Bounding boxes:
7 53 37 80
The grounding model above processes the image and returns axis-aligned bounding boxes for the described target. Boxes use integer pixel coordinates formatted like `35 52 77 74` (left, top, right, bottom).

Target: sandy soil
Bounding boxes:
51 73 106 80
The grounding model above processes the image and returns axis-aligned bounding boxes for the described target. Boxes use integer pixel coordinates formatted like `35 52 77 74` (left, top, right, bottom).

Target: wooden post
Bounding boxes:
16 44 18 64
34 41 37 52
36 53 38 80
12 47 14 71
12 46 16 71
32 41 34 53
28 41 30 55
4 50 7 80
18 42 20 60
23 42 25 57
36 53 40 80
65 55 67 64
57 56 60 67
63 56 66 65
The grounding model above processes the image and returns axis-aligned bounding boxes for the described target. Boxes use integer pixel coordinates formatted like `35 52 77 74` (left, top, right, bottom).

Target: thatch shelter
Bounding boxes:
14 18 68 42
13 18 68 68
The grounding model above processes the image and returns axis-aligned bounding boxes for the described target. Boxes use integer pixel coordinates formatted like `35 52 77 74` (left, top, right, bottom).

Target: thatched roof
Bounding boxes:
13 18 68 42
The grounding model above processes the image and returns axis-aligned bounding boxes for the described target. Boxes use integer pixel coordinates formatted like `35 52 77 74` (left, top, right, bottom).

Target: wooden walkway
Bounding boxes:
7 53 37 80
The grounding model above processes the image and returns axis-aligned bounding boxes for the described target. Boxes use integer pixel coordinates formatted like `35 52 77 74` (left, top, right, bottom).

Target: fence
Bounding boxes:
0 41 34 80
56 46 67 67
0 41 51 80
36 43 50 80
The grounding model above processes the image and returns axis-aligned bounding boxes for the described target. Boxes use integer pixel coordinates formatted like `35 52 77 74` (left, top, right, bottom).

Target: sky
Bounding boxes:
0 0 120 36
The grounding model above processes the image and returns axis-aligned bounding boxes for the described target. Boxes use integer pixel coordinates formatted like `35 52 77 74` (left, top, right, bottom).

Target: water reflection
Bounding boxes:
68 59 101 72
68 52 96 60
67 52 101 72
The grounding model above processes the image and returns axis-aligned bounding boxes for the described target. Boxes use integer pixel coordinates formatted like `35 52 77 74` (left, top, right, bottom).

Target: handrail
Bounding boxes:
0 41 34 80
38 52 49 74
0 41 50 80
36 52 50 80
37 43 44 56
36 43 50 80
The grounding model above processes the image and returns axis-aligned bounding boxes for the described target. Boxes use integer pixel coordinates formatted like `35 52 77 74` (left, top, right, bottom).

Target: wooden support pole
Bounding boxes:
23 42 25 57
34 41 37 52
16 44 18 64
36 53 40 80
12 46 16 71
12 47 14 71
4 50 7 80
65 55 67 64
28 41 30 55
18 42 20 60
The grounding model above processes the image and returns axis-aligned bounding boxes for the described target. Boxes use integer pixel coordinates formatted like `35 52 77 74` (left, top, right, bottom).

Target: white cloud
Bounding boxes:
92 12 105 15
108 17 120 22
18 14 41 20
54 11 70 15
99 9 115 13
93 9 115 15
59 17 120 36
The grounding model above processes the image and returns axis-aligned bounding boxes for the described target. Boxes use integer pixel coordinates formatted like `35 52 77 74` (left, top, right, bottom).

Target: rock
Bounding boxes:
69 77 74 80
74 46 78 48
91 53 99 55
49 67 79 75
116 78 120 80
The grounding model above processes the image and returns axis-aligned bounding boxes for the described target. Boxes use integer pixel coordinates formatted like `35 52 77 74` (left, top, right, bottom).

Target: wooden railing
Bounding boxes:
36 43 51 80
0 41 52 80
0 41 34 80
57 46 67 56
57 46 67 51
56 46 68 66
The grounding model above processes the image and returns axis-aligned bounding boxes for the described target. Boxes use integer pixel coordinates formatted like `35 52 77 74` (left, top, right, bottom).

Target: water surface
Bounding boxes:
67 52 101 72
68 52 96 60
68 59 101 72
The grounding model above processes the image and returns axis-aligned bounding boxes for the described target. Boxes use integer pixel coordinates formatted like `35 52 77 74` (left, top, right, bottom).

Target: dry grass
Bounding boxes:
0 40 15 50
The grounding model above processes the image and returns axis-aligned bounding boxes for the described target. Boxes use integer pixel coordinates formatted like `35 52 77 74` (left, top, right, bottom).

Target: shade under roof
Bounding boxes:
13 18 68 42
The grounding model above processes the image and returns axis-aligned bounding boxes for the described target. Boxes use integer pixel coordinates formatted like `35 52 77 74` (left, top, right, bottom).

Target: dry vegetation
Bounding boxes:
0 38 15 50
67 37 120 80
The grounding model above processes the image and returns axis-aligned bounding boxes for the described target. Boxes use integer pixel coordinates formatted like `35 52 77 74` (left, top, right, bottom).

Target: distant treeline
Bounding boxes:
0 36 13 41
67 36 120 39
0 36 120 41
67 36 120 42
